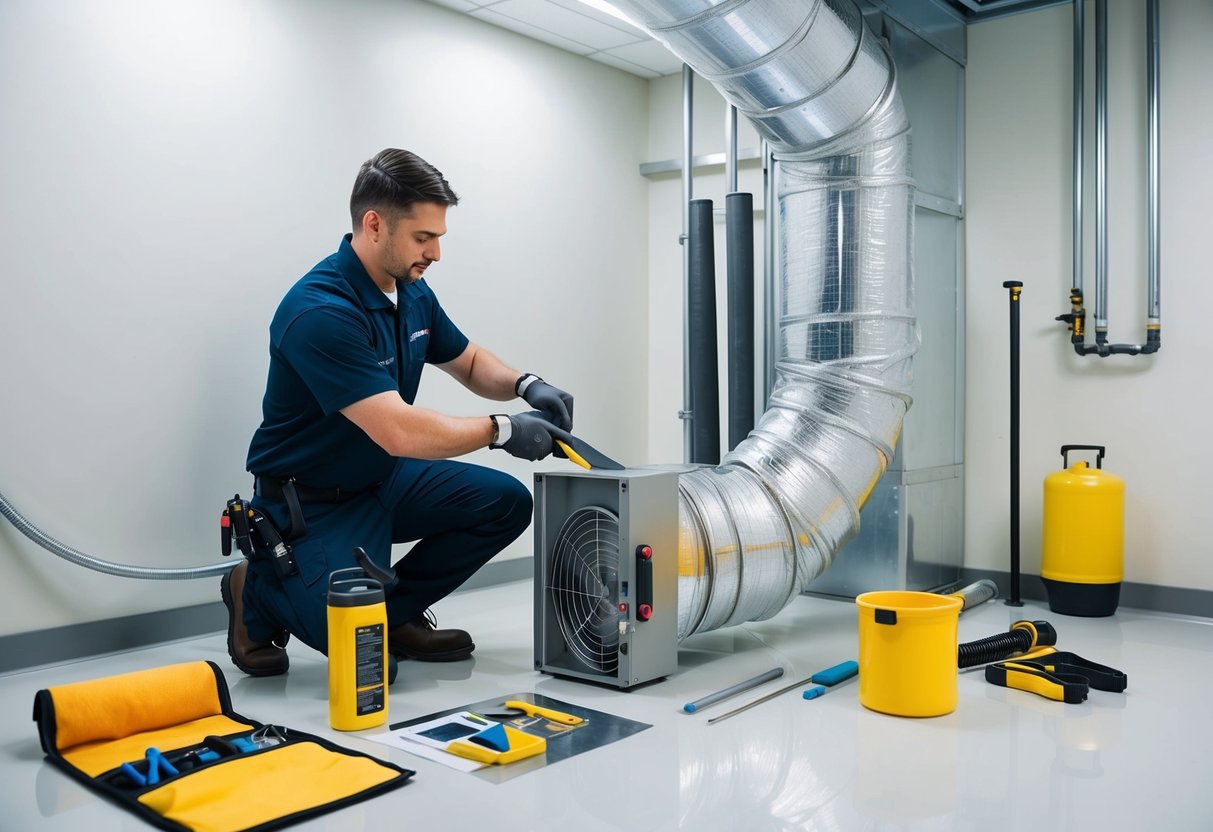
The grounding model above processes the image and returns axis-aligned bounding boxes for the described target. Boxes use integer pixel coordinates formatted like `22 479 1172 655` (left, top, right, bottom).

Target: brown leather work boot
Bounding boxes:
220 560 289 677
389 610 474 662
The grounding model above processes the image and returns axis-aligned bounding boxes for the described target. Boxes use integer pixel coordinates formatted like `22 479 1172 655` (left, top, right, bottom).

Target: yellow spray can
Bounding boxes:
327 561 388 731
1041 444 1124 617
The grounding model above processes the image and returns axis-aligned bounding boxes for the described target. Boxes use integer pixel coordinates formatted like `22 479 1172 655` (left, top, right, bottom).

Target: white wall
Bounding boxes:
964 0 1213 591
0 0 650 637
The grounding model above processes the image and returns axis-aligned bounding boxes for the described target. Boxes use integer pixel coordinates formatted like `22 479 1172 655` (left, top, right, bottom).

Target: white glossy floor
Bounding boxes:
3 578 1211 831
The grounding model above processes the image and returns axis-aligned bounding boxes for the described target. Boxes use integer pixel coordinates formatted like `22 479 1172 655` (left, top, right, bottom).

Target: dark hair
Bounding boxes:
350 149 459 230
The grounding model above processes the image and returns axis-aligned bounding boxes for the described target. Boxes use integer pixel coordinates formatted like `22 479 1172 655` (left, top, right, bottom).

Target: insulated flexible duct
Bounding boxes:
608 0 917 639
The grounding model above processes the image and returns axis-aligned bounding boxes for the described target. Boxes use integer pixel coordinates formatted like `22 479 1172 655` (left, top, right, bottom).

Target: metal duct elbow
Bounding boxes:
611 0 917 639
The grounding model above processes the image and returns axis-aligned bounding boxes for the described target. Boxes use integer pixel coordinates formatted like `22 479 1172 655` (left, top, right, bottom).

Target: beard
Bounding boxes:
384 255 428 284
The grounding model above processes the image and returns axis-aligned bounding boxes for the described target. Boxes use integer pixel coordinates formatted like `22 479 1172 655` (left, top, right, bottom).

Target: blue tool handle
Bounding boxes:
120 762 146 786
156 750 179 777
231 737 257 754
145 750 162 786
810 660 858 686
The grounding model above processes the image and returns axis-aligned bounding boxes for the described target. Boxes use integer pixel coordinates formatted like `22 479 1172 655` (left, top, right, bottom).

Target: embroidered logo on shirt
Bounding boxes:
378 357 395 366
409 328 430 342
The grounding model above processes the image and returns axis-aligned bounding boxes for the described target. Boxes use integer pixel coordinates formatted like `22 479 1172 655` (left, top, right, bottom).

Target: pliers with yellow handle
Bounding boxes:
986 651 1127 703
985 660 1091 703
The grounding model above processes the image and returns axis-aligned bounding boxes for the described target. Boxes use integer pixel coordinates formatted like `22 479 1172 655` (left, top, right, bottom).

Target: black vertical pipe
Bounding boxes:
725 192 755 451
689 198 720 465
1004 281 1024 607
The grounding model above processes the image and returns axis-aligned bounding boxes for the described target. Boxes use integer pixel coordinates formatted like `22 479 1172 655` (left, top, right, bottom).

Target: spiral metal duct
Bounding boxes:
608 0 917 639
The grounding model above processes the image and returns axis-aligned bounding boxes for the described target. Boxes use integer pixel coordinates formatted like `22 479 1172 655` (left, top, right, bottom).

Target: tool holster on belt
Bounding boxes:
220 494 298 579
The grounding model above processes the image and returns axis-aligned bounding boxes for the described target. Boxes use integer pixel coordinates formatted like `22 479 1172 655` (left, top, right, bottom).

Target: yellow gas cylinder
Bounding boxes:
1041 444 1124 617
327 566 389 731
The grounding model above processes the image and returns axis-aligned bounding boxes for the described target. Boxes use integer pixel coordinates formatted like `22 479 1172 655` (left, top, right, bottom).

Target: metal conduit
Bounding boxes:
1073 0 1084 305
1063 0 1161 357
681 65 696 460
1095 0 1108 336
612 0 916 639
0 490 234 580
1146 0 1160 332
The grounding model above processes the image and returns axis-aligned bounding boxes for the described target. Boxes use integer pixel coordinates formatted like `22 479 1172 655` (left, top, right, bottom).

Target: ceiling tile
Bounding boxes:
601 38 683 76
425 0 482 12
587 51 660 79
483 0 644 51
545 0 648 38
422 0 666 79
470 8 596 55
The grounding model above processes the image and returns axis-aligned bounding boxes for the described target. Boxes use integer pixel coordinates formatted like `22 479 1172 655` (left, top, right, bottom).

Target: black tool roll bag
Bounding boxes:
32 660 413 832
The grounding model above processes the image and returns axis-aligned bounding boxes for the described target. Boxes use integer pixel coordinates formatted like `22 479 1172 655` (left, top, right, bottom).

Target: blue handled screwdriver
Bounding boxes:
707 660 858 725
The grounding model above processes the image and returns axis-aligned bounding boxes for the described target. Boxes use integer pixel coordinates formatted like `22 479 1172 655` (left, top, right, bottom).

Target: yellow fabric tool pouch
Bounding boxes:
32 660 414 832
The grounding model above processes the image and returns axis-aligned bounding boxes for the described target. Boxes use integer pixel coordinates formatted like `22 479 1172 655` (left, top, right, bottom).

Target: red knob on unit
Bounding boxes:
638 603 653 620
618 603 628 613
638 545 652 560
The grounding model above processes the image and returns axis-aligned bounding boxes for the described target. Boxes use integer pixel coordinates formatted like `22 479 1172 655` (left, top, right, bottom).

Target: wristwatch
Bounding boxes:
489 414 511 449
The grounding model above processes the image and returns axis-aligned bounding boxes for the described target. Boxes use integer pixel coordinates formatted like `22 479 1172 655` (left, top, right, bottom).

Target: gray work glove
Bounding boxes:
492 411 568 462
516 373 574 432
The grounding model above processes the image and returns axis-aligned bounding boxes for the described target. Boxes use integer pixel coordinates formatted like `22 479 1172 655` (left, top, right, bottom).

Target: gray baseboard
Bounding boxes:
5 559 1205 675
959 567 1213 618
0 556 533 675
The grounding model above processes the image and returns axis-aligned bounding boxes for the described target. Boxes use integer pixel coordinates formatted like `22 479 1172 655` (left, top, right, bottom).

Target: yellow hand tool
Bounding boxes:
985 650 1126 704
446 725 546 765
985 661 1089 703
554 439 591 469
479 700 584 725
552 435 624 471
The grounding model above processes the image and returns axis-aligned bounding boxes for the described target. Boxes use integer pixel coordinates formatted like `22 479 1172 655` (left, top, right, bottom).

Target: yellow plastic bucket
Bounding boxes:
855 591 963 717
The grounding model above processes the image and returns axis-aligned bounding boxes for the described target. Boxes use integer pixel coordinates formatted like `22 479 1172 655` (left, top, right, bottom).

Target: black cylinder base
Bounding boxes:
1042 577 1121 617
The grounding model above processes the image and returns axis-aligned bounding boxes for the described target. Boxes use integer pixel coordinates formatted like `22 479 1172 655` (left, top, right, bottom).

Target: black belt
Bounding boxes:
254 477 379 543
254 477 377 504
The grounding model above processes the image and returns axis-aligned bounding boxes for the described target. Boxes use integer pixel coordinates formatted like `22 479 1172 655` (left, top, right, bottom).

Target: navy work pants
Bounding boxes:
241 458 532 653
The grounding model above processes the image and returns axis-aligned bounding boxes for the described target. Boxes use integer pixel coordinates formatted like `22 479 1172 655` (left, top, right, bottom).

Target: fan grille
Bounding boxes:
547 505 622 674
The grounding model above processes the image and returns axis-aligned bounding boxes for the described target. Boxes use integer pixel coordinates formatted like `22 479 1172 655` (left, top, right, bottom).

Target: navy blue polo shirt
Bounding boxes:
246 234 469 489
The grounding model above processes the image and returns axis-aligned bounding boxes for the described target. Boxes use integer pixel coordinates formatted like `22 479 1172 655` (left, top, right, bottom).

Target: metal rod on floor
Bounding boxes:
683 666 783 713
706 675 816 725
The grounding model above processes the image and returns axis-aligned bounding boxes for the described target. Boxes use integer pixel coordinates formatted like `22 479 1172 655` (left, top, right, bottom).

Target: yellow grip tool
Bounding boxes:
554 439 590 470
500 700 583 725
552 434 625 471
985 661 1089 703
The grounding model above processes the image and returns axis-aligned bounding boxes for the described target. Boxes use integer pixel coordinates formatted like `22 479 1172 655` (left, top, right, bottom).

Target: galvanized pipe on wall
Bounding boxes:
1067 0 1161 357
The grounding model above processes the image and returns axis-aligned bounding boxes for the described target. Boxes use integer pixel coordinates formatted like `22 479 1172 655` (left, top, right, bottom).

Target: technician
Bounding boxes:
222 148 573 677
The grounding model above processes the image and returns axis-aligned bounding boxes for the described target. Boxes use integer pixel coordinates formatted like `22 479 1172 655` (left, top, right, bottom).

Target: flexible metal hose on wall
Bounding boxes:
606 0 917 639
0 490 234 580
